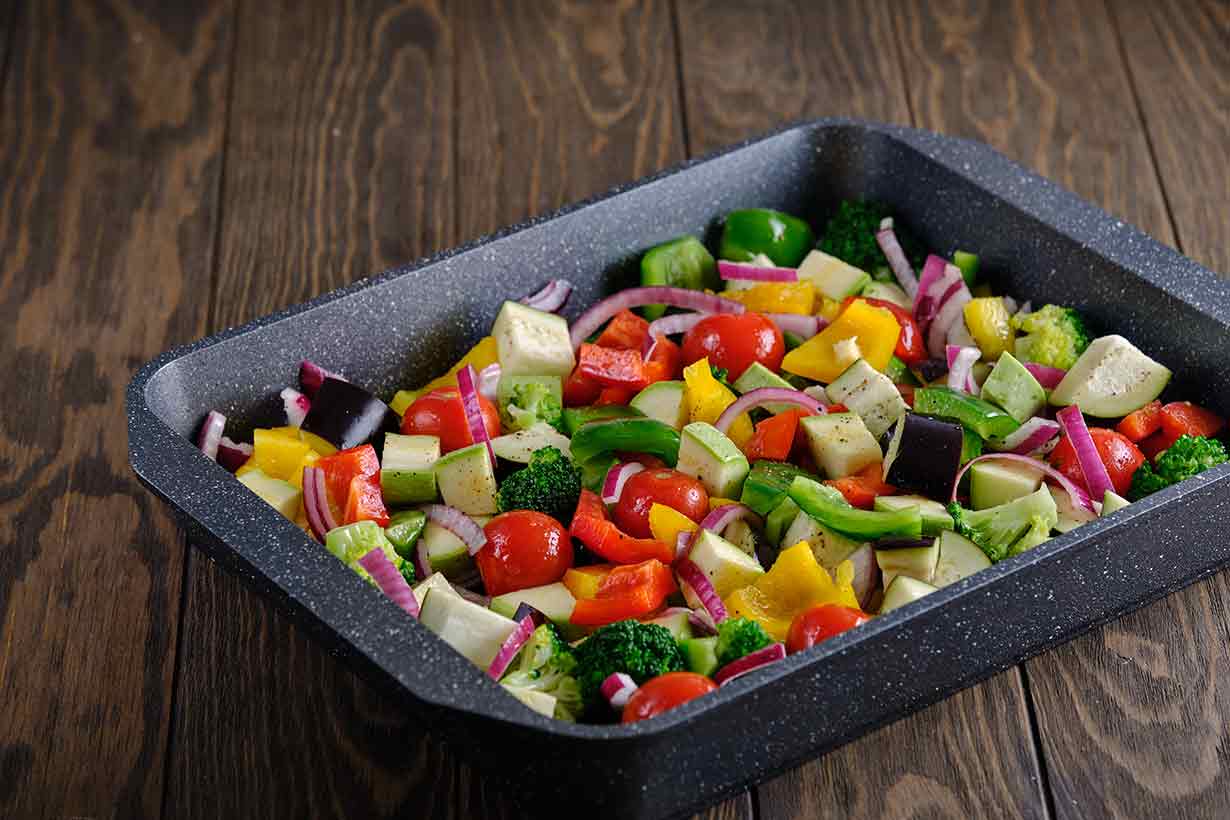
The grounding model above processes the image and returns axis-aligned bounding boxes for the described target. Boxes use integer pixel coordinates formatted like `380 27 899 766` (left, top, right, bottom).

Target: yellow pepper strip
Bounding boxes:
963 297 1014 360
390 336 499 415
648 503 699 547
287 450 321 490
781 300 901 383
268 425 337 456
251 429 312 482
725 541 861 640
723 281 816 315
816 297 844 322
682 357 754 447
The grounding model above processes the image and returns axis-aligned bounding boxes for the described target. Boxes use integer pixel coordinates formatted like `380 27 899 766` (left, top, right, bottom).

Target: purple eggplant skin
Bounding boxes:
301 377 400 451
512 602 549 628
911 358 949 384
884 414 964 499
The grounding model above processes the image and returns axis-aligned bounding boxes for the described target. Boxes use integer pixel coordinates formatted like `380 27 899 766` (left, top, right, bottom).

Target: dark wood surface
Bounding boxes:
1 1 1226 818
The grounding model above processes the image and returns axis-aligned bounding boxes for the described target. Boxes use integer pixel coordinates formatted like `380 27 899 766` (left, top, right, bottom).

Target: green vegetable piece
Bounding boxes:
578 453 619 494
1129 434 1228 501
818 200 926 274
961 426 983 465
573 620 685 711
788 476 922 541
947 486 1058 562
764 497 801 546
324 520 412 585
1011 304 1091 371
496 446 582 524
740 460 818 517
980 352 1046 423
952 250 980 286
497 375 563 433
499 623 583 722
569 418 681 468
384 510 427 559
720 208 816 267
560 404 643 437
885 355 919 386
914 386 1021 442
680 636 720 677
640 236 719 320
714 617 772 668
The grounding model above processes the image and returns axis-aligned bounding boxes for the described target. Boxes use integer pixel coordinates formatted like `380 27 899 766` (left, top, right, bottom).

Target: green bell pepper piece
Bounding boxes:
719 208 816 267
960 426 983 465
788 476 922 541
569 418 681 468
639 236 719 320
952 250 980 286
913 386 1021 442
560 404 643 437
578 453 619 494
739 460 817 517
384 510 427 559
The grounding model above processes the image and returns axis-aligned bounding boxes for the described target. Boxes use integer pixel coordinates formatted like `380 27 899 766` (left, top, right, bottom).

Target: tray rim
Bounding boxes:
127 116 1230 742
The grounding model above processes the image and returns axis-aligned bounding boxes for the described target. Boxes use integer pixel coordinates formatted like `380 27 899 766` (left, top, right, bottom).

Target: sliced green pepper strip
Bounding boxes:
560 404 643 437
739 460 816 517
952 250 980 286
569 418 681 468
384 510 427 559
639 236 718 320
719 208 816 268
788 476 922 541
913 386 1021 442
578 453 619 494
960 426 983 465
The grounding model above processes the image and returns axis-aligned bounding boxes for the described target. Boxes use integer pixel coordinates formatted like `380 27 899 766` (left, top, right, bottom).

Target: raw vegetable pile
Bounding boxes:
198 203 1227 725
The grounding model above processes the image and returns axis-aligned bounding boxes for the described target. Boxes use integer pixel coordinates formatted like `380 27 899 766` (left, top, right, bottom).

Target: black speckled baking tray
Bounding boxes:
128 119 1230 820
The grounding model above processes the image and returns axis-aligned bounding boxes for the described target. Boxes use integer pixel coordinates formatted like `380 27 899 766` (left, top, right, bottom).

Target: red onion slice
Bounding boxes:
687 608 719 637
765 312 824 339
299 360 345 399
487 615 536 680
456 364 496 466
876 226 918 298
676 559 728 624
519 279 574 313
1024 362 1066 390
303 466 338 541
601 672 639 710
422 503 487 555
714 387 825 433
714 642 786 685
991 417 1062 455
951 453 1097 514
477 363 501 403
698 503 762 536
281 387 311 428
912 255 949 326
946 345 981 394
643 312 707 358
197 410 226 461
217 436 253 472
357 547 420 619
926 276 972 359
413 539 432 581
1056 406 1114 502
675 531 693 560
717 259 798 283
570 287 745 349
602 461 646 505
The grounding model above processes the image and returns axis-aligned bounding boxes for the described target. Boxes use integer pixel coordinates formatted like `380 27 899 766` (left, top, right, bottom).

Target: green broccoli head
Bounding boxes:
399 560 416 586
1129 434 1228 501
715 617 772 668
500 623 583 721
818 200 926 277
948 486 1058 562
573 620 685 710
503 381 564 433
496 446 582 523
1011 304 1091 370
1006 514 1053 557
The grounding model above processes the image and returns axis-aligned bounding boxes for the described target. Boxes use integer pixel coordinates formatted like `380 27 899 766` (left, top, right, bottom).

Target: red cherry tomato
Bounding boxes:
612 469 709 539
476 511 574 597
400 387 500 453
621 672 717 723
786 605 871 654
680 312 785 381
1048 427 1144 497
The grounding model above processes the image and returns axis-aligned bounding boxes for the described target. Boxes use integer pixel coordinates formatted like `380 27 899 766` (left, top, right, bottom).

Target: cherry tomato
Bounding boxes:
612 469 709 539
476 511 574 597
786 605 870 654
400 387 500 453
1048 427 1144 497
621 672 717 723
681 312 784 381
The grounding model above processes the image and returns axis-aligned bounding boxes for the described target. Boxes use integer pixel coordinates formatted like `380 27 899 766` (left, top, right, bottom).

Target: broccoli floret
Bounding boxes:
948 486 1058 562
1129 434 1228 500
1011 304 1091 370
503 381 564 433
399 561 416 586
818 200 926 278
715 617 772 668
500 623 583 721
573 620 685 710
496 446 582 523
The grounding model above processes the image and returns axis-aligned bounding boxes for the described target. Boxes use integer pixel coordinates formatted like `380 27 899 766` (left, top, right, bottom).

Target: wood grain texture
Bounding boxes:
676 4 1051 815
1022 2 1230 817
0 0 231 817
674 0 912 154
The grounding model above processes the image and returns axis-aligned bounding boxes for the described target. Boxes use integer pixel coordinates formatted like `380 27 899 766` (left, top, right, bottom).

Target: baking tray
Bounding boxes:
128 119 1230 819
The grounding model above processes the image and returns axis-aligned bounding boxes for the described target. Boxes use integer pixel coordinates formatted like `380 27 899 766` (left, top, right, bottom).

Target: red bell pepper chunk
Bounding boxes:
646 334 682 381
569 489 675 564
845 296 927 364
1160 401 1225 441
595 386 636 406
317 444 380 513
596 309 651 352
344 474 390 527
743 408 810 462
824 462 895 509
569 559 677 626
578 343 649 389
563 364 603 407
1116 400 1162 442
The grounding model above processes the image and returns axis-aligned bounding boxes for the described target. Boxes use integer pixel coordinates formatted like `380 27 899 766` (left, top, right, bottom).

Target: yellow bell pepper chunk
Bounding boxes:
725 541 861 640
251 428 312 482
287 450 321 490
562 566 609 601
682 358 753 447
648 503 699 547
267 425 338 456
963 297 1014 360
709 497 739 511
723 281 816 315
817 297 844 322
390 336 499 415
781 300 900 383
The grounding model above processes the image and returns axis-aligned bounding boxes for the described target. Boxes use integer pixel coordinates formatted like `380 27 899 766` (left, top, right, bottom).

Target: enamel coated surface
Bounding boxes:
128 120 1230 819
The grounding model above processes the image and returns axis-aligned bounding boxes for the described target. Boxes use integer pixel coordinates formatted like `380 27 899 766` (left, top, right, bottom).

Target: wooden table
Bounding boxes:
1 1 1226 817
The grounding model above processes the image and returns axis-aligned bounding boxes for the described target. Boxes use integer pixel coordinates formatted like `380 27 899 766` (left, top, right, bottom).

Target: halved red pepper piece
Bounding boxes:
845 296 927 364
596 309 651 352
316 444 380 517
645 334 682 382
1160 401 1224 441
563 364 603 407
570 489 675 564
824 462 895 509
595 386 636 406
569 559 677 626
1116 400 1162 442
578 343 648 389
743 408 810 462
344 474 390 527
